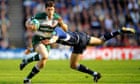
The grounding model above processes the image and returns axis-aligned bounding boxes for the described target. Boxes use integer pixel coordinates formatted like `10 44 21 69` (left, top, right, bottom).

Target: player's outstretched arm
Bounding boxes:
58 18 68 32
41 35 59 45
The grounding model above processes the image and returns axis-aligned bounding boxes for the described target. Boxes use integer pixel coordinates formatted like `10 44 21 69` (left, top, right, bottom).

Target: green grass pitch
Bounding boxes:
0 59 140 84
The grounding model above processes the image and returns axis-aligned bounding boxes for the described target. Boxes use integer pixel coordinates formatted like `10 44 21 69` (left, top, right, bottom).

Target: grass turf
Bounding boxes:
0 59 140 84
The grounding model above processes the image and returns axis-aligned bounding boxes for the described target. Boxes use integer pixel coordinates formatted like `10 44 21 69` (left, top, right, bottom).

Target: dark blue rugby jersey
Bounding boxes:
57 31 80 46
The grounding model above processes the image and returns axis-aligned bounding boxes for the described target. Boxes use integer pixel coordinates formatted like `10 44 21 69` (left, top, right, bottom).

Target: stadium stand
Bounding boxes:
4 0 140 48
0 0 10 48
23 0 140 47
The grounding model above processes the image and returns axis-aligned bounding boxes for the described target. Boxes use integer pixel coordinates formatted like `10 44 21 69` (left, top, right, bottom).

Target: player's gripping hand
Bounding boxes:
41 39 50 45
24 48 34 55
25 19 40 31
24 49 31 55
27 24 36 31
41 36 59 45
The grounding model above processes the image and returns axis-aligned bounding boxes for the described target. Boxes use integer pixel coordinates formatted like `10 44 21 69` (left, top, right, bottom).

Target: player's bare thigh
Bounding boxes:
35 43 49 68
88 37 104 45
35 43 49 59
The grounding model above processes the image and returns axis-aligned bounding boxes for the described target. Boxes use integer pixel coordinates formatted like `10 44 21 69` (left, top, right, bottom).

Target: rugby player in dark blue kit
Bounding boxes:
20 26 135 83
53 27 135 82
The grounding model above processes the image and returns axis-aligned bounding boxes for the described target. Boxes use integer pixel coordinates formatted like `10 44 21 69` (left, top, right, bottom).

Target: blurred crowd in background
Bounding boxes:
0 0 10 49
1 0 140 49
22 0 140 47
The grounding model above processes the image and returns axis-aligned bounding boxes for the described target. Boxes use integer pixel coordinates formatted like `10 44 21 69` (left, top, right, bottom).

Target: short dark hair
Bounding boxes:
45 1 55 8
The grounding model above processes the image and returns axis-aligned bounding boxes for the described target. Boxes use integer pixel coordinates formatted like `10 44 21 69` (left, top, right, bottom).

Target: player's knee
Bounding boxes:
41 56 48 60
39 62 45 69
39 57 48 68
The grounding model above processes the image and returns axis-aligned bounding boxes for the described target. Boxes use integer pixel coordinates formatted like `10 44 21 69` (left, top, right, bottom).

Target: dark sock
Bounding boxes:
101 30 120 41
77 64 94 76
26 66 40 79
24 54 40 64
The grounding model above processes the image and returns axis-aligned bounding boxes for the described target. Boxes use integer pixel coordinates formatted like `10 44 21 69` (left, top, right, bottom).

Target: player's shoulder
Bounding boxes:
34 12 47 19
53 13 61 20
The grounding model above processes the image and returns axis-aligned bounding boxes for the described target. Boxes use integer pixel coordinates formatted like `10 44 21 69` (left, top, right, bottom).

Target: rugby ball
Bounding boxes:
31 19 40 30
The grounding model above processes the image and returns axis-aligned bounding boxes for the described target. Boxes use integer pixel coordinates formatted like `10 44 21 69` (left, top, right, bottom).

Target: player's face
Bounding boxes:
46 7 55 16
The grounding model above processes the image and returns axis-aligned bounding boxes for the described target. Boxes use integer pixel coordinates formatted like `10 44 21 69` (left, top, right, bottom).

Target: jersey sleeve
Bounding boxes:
53 13 61 20
54 27 67 39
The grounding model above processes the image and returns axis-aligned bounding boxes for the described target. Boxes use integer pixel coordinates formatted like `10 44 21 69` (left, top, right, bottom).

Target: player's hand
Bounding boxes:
27 24 36 31
41 36 58 45
24 49 31 55
41 39 50 45
50 36 58 43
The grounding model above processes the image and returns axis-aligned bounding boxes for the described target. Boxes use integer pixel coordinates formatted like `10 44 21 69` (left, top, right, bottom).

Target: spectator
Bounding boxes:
90 15 101 29
118 5 126 26
128 0 139 11
0 0 8 12
34 0 45 14
130 9 139 24
0 37 10 49
0 9 10 40
104 13 113 32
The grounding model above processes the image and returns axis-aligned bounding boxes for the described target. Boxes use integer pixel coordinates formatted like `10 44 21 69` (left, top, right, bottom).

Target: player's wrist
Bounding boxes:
49 39 56 44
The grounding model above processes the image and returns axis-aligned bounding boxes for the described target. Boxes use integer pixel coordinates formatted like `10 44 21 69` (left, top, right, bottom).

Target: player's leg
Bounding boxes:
20 35 48 70
24 43 49 83
121 27 135 34
70 53 96 75
70 52 101 82
20 52 40 70
20 27 66 70
88 27 136 45
88 37 104 46
69 32 102 82
101 27 135 41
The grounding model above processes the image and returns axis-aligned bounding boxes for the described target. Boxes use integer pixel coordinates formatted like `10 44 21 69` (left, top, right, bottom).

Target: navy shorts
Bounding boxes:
72 32 90 54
